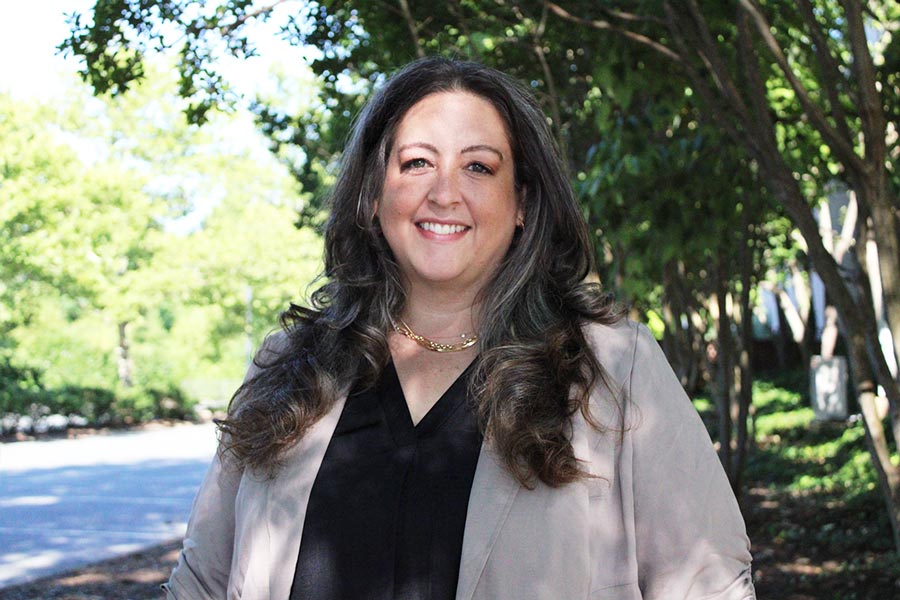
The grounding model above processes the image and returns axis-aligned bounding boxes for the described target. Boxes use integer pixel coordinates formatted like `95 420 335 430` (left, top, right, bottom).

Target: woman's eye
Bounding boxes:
401 158 429 170
467 162 493 175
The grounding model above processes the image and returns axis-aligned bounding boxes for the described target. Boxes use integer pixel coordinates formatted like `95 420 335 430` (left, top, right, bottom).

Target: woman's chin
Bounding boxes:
405 268 486 293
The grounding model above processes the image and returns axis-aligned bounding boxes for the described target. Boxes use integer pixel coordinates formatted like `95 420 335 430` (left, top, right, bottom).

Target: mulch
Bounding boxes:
0 540 180 600
744 486 900 599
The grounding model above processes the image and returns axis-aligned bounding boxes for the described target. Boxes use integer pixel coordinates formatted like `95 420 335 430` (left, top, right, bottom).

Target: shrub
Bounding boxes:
52 385 117 422
1 354 195 429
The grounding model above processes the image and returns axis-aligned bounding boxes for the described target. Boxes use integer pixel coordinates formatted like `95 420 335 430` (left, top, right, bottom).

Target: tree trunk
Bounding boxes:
662 260 698 389
732 207 755 494
117 321 133 388
867 188 900 376
774 283 809 370
715 258 735 477
860 390 900 554
688 303 709 393
845 336 900 553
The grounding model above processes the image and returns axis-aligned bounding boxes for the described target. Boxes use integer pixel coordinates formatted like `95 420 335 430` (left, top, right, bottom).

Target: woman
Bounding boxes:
165 57 755 600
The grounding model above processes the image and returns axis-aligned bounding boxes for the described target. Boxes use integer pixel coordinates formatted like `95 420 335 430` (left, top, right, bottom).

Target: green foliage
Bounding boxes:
0 354 118 428
113 383 195 422
0 355 45 414
745 377 895 555
51 386 118 422
0 64 322 429
693 375 895 555
0 98 89 328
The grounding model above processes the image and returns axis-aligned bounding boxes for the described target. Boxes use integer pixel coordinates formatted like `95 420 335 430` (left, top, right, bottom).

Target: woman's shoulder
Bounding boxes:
259 327 292 356
582 318 647 384
582 318 677 402
243 327 296 382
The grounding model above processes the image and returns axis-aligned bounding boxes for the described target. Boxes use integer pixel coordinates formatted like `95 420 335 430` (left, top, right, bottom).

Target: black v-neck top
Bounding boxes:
290 361 483 600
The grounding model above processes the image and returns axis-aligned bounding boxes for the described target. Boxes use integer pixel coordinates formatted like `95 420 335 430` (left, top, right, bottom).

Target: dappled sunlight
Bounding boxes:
0 540 182 600
0 495 59 508
744 378 900 595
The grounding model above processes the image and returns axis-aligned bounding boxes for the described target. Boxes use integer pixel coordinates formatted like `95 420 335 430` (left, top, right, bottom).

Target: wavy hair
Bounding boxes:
217 56 621 487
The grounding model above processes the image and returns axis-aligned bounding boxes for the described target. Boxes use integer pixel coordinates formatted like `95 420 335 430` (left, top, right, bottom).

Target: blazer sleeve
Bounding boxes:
163 330 287 600
624 323 755 599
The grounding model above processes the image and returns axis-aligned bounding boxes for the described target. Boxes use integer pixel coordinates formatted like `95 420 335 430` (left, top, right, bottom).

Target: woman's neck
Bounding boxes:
400 288 480 341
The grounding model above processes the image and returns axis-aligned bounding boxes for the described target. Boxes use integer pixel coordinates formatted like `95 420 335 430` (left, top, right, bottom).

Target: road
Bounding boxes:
0 423 218 588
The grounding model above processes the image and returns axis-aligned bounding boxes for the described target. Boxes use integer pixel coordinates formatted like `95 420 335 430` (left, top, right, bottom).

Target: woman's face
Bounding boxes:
377 91 522 298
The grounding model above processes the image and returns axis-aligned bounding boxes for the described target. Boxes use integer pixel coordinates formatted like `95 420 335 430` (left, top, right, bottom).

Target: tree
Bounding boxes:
0 97 90 332
2 65 323 422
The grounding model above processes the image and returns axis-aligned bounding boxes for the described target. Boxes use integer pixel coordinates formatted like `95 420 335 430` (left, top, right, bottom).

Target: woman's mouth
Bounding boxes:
416 221 469 235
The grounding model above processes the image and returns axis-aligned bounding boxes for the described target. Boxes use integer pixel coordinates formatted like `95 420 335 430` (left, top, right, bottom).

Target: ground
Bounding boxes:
0 540 179 600
743 483 900 599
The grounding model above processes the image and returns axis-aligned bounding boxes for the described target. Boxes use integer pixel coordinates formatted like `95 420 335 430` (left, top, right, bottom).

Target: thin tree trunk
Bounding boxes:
846 340 900 553
860 390 900 553
117 321 133 388
732 207 755 493
397 0 425 57
715 258 735 477
854 216 900 457
663 260 695 388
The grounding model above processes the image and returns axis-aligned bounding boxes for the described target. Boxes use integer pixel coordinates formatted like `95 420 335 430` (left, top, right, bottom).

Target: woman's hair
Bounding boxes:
217 56 621 487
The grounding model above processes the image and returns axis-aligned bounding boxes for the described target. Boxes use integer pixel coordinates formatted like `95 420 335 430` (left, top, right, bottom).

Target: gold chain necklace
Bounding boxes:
391 317 478 353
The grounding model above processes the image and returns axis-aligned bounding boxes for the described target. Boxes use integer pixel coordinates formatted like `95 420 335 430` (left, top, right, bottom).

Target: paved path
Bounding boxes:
0 423 218 588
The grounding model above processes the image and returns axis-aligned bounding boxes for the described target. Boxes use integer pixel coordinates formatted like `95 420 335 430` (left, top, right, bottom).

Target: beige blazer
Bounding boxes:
164 320 755 599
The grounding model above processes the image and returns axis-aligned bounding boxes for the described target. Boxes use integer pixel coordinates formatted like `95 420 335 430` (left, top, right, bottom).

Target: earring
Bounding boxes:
516 216 525 229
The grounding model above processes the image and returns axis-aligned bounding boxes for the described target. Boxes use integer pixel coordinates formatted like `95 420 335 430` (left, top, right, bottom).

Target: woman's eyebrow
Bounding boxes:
396 142 504 161
461 144 504 161
397 142 439 154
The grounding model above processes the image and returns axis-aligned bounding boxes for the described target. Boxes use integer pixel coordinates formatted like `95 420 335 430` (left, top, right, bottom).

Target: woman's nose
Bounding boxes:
426 169 461 207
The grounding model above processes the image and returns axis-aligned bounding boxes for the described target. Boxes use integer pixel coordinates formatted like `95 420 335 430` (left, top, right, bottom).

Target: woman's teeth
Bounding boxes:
418 222 468 234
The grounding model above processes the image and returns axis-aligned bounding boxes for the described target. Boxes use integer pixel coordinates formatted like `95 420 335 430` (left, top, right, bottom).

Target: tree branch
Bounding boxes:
512 3 565 149
660 1 774 165
839 0 887 172
682 0 753 125
218 0 296 35
735 6 780 165
738 0 867 176
796 0 854 145
543 1 684 64
594 6 667 27
398 0 425 58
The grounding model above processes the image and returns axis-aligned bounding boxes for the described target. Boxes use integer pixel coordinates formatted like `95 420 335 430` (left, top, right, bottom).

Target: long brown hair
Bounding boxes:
217 57 621 487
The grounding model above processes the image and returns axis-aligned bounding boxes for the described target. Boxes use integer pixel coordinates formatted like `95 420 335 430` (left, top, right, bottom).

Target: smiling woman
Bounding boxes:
164 57 756 600
378 91 522 305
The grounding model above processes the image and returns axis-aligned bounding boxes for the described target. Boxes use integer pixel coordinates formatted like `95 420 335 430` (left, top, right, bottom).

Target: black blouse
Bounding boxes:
290 361 483 600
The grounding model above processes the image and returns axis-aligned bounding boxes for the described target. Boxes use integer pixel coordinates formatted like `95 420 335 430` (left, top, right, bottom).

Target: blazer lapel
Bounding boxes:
455 443 522 600
263 394 348 599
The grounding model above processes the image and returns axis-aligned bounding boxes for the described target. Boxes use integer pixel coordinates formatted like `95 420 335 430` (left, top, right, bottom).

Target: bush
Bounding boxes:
0 355 46 414
0 354 196 430
145 385 196 420
112 384 196 423
52 385 117 422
